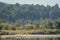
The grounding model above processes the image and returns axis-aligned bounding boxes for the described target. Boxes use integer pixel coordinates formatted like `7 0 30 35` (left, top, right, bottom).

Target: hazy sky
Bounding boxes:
0 0 60 6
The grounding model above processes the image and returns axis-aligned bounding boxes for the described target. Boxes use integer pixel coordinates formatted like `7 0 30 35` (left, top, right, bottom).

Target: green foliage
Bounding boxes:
40 20 52 29
0 25 3 30
0 2 60 23
0 20 60 30
0 19 6 23
53 21 60 29
24 24 33 29
33 24 39 29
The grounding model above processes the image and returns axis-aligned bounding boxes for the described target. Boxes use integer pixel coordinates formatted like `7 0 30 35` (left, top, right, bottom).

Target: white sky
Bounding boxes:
0 0 60 6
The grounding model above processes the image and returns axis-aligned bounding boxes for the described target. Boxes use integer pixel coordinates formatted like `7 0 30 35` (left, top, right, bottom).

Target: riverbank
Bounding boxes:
0 29 60 35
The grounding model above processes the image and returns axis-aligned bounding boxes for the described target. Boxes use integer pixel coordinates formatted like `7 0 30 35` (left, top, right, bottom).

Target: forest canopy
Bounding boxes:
0 2 60 24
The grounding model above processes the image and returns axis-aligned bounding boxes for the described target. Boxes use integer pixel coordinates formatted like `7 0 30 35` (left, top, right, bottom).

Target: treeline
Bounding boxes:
0 2 60 23
0 18 60 30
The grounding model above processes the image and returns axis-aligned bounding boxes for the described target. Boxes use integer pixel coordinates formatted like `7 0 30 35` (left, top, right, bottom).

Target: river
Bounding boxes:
1 34 60 38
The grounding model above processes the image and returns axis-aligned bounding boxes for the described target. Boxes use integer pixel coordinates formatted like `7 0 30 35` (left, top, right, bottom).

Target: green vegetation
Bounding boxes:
0 19 60 35
0 19 60 30
0 2 60 23
0 2 60 35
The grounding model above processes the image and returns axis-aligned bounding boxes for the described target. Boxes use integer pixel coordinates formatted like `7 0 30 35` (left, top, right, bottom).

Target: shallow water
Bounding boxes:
1 37 60 40
1 34 60 38
1 35 60 40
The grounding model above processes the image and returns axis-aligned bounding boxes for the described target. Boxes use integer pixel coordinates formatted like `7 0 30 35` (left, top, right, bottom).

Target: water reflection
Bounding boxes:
1 37 60 40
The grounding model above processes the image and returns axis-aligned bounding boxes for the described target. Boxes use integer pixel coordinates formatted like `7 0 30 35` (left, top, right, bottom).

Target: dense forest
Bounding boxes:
0 2 60 23
0 2 60 35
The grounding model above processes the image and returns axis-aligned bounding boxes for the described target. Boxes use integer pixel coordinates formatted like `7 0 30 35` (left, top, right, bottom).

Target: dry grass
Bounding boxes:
1 29 60 35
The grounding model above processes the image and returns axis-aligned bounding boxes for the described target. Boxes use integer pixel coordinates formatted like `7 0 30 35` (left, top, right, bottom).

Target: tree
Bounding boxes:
15 20 20 27
24 23 33 29
53 21 60 29
0 18 6 23
0 25 3 30
33 24 39 29
40 20 52 29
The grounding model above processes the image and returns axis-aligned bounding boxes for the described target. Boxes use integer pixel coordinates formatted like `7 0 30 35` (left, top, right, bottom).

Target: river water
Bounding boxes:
1 34 60 40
